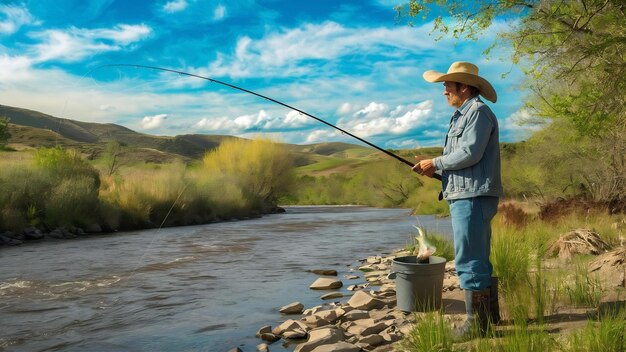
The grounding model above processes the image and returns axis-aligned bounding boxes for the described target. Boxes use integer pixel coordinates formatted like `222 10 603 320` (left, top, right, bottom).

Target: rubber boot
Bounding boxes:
490 277 501 325
455 289 491 338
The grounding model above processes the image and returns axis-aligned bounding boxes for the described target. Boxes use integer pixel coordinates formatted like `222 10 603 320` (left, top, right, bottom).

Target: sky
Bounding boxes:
0 0 537 149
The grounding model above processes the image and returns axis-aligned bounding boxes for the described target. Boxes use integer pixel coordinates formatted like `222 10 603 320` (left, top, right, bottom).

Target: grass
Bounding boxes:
402 210 626 352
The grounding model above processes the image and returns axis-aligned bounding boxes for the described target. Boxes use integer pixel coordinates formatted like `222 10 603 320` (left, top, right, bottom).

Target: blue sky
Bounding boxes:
0 0 536 148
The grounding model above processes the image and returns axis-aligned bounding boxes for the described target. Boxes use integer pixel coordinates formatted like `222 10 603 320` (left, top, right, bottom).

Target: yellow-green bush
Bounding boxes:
202 137 295 208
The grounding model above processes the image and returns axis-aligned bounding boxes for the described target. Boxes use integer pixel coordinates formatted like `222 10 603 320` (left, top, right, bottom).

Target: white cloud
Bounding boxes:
306 129 338 143
195 109 315 133
140 114 168 130
213 5 227 20
340 100 433 137
500 108 545 140
163 0 188 13
204 21 441 78
29 24 152 62
0 54 34 82
0 4 37 35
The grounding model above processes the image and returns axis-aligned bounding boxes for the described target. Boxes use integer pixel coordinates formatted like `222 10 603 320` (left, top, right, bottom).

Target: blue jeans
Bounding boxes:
449 196 499 291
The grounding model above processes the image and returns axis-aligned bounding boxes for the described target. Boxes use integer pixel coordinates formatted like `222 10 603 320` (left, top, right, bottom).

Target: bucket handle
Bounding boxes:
388 271 437 279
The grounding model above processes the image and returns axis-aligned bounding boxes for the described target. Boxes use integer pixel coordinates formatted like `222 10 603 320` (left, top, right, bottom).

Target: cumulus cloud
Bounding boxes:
500 108 546 140
204 21 441 78
0 4 37 35
194 109 315 133
163 0 188 13
140 114 167 130
339 100 434 137
29 24 152 62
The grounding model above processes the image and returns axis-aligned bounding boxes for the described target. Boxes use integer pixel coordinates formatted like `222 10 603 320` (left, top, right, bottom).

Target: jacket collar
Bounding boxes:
455 95 481 117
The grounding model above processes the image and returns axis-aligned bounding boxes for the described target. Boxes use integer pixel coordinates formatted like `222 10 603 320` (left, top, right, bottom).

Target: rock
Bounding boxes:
347 290 384 310
23 227 44 240
588 247 626 287
310 269 338 276
341 309 370 322
310 341 360 352
358 264 377 272
358 334 385 347
256 325 272 337
228 348 243 352
283 328 307 339
309 278 343 290
302 315 331 328
257 343 269 352
272 319 308 335
347 319 388 336
344 275 360 280
346 284 366 291
366 256 382 264
294 327 346 352
260 333 280 343
0 235 22 246
320 292 343 300
280 302 304 314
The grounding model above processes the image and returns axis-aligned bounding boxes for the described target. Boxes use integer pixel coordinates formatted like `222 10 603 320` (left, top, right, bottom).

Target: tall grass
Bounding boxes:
0 140 296 233
400 312 455 352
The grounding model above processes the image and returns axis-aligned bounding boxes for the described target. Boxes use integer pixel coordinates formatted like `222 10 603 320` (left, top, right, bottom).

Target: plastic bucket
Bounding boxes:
389 255 446 312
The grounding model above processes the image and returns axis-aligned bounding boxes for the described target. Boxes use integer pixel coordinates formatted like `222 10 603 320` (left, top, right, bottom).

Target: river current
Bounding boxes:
0 206 452 352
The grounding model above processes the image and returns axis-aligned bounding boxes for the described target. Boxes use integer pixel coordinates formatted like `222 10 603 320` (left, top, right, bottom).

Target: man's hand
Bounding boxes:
412 157 436 178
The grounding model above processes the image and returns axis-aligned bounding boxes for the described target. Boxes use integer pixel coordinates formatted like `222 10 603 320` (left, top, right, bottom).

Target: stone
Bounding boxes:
346 284 365 291
257 343 269 352
358 334 385 348
228 348 243 352
366 256 382 264
320 292 343 300
23 227 44 240
283 328 308 339
302 315 331 328
280 302 304 314
309 278 343 290
310 342 360 352
341 309 370 321
260 333 280 343
345 275 360 280
346 318 388 336
256 325 272 337
294 327 346 352
310 269 338 276
358 264 377 272
272 319 308 335
347 290 384 310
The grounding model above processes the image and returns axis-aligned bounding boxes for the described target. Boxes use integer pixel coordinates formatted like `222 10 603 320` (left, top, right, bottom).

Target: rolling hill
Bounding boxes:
0 104 389 170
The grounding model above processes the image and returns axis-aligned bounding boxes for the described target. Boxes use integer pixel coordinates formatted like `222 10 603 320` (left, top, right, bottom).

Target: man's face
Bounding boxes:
443 81 464 108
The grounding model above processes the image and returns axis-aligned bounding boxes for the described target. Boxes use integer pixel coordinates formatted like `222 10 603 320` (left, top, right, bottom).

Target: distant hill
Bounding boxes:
0 104 382 167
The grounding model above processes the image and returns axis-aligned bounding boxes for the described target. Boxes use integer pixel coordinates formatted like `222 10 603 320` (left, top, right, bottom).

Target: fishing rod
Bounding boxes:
103 64 441 181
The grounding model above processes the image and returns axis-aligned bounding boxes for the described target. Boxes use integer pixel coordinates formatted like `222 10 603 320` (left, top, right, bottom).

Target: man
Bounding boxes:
413 61 503 336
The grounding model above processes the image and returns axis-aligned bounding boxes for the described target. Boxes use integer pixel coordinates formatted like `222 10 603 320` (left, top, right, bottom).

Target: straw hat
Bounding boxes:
423 61 497 103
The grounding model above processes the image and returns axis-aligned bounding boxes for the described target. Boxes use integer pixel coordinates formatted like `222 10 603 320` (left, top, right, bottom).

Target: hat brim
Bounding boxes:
423 70 497 103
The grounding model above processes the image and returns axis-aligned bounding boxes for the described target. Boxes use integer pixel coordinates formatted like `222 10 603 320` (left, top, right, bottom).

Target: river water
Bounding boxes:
0 206 451 352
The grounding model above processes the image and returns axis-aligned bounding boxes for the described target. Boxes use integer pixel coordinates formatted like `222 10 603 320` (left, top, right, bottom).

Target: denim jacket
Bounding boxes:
433 96 503 200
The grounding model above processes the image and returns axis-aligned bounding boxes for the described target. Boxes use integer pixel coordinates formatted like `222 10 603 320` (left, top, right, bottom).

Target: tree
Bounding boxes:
0 116 11 148
101 140 124 176
397 0 626 200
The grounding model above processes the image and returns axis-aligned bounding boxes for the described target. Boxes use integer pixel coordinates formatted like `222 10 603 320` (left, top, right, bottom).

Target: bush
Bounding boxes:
202 138 295 209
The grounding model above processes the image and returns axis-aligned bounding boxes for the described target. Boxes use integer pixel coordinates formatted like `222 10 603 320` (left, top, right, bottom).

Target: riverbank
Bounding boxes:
248 249 463 352
0 205 286 247
249 217 626 351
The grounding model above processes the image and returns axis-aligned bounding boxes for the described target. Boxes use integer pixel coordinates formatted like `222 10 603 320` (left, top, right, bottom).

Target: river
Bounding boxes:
0 206 452 352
